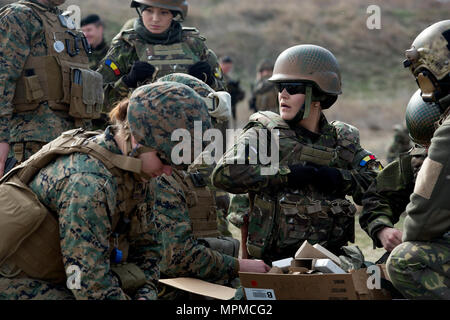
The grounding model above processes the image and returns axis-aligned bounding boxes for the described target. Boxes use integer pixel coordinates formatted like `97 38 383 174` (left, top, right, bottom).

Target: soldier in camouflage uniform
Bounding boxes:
212 45 382 263
146 74 269 296
385 124 413 163
0 82 211 299
386 20 450 299
248 59 279 114
0 0 103 177
360 89 440 252
219 56 245 122
98 0 224 111
81 14 110 71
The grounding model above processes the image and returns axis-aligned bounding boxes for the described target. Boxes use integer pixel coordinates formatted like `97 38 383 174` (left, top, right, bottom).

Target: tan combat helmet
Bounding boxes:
404 20 450 104
131 0 188 20
269 44 342 120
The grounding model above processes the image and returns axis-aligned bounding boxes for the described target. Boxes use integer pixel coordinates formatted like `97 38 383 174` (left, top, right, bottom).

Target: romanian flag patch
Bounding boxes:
105 59 121 76
359 155 376 167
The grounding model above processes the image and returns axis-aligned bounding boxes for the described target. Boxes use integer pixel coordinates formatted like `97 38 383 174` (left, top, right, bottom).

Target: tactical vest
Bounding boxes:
0 129 146 289
123 27 207 79
12 1 103 121
172 169 220 238
244 112 359 260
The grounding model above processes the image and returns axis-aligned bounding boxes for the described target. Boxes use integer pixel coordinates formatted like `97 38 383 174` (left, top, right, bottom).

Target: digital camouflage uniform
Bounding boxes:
386 124 413 163
360 148 427 248
0 127 160 300
97 19 224 110
387 20 450 299
0 0 96 162
88 40 109 71
212 111 381 262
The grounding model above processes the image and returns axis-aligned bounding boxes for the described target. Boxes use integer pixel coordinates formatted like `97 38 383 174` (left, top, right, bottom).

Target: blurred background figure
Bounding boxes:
385 124 413 163
248 59 278 114
81 14 110 70
219 56 245 126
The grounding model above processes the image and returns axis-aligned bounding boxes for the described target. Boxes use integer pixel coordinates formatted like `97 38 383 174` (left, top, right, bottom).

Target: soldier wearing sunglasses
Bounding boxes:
212 44 382 263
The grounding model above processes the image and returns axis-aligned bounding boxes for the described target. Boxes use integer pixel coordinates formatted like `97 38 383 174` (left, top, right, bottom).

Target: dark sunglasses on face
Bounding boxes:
275 82 308 95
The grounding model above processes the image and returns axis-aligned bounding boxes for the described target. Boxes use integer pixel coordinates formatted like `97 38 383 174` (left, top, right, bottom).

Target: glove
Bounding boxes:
122 61 156 88
312 166 343 193
188 61 214 86
287 164 318 189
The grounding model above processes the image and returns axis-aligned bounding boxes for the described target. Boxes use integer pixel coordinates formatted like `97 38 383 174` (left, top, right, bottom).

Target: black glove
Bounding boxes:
122 61 156 88
287 164 318 189
188 61 214 86
312 166 344 194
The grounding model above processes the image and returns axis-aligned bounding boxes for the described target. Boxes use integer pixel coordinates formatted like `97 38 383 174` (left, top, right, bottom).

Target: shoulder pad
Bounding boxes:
331 120 360 145
376 155 412 192
182 26 206 41
247 111 290 131
115 29 138 46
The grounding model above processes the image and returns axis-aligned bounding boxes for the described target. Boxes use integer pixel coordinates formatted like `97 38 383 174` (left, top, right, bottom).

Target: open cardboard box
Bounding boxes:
239 241 392 300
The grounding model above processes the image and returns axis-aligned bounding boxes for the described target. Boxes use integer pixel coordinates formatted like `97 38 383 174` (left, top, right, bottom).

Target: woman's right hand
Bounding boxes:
238 259 271 273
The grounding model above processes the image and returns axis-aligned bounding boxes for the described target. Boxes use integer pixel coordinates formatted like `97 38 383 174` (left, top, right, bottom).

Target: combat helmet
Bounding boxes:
405 89 441 147
403 20 450 106
127 82 211 165
158 73 231 123
269 44 342 121
131 0 188 20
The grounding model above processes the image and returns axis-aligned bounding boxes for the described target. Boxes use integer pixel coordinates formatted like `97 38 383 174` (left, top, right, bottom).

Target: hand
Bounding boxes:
377 227 403 252
238 259 271 273
188 61 213 86
287 164 318 189
123 61 156 88
0 142 10 178
313 166 343 193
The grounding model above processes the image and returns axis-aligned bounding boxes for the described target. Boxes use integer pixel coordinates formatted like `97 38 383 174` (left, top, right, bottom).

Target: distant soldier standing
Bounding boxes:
248 59 279 113
0 0 103 177
385 124 413 163
219 56 245 123
387 20 450 300
81 14 110 71
98 0 225 110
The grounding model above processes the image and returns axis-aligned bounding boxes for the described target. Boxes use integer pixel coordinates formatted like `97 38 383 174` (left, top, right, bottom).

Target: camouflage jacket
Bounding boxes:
386 125 413 163
360 148 427 248
249 77 279 113
97 23 224 110
403 111 450 242
150 172 239 282
0 1 91 144
212 111 381 260
88 39 109 71
27 127 160 300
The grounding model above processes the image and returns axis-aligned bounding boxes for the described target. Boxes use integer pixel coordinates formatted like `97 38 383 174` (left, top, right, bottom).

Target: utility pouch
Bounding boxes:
24 75 45 103
111 263 147 296
69 68 103 119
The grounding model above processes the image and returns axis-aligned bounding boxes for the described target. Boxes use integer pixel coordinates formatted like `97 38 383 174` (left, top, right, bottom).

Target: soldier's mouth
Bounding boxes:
280 103 291 109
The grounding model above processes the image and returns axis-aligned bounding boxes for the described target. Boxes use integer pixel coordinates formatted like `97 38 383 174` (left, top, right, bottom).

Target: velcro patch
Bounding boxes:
105 59 121 76
414 157 443 199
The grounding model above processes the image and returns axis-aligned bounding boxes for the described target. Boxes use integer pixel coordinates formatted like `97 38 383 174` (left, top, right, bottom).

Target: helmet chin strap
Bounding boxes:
285 84 313 125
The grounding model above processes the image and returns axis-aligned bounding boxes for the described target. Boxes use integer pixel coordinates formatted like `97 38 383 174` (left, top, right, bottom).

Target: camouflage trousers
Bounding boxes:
386 236 450 299
0 277 74 300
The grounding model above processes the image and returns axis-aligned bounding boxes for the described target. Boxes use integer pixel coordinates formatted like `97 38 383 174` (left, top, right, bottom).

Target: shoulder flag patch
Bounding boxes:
105 59 121 76
359 155 376 167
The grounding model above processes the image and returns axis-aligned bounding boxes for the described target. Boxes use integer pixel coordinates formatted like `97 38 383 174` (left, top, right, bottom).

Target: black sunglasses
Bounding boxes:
275 82 308 95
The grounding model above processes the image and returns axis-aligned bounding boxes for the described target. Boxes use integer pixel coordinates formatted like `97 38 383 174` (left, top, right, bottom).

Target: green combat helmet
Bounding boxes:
127 82 212 165
405 89 441 147
403 20 450 107
158 73 231 123
131 0 188 20
268 44 342 121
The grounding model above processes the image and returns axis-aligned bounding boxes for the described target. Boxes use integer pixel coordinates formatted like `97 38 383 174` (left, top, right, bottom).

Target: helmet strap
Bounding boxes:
438 93 450 111
303 85 313 120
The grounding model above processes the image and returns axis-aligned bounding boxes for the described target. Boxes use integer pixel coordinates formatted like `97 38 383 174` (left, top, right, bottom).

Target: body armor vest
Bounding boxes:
244 112 359 260
124 27 207 79
0 128 145 285
172 169 220 238
12 1 103 121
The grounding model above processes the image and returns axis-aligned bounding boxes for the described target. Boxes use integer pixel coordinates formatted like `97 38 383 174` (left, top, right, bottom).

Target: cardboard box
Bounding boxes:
158 277 236 300
295 241 341 266
314 259 346 274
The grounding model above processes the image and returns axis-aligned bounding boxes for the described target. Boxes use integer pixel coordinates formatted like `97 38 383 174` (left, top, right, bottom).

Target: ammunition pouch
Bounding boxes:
111 263 147 296
0 175 65 283
197 236 240 258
